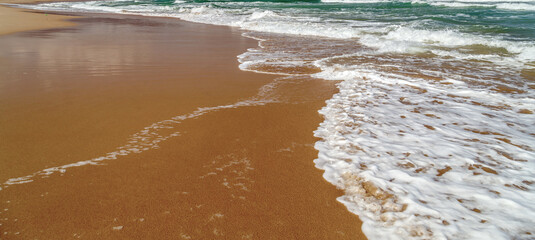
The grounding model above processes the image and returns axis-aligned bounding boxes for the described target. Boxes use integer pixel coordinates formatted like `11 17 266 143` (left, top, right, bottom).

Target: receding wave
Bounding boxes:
1 84 279 189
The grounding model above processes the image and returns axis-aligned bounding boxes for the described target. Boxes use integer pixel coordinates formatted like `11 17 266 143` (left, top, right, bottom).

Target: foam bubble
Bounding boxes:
2 84 278 188
313 54 535 240
360 26 535 63
321 0 393 2
236 31 535 240
496 3 535 11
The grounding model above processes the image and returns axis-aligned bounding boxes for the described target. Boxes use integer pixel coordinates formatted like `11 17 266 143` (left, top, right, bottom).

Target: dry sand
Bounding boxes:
0 4 367 240
0 5 76 35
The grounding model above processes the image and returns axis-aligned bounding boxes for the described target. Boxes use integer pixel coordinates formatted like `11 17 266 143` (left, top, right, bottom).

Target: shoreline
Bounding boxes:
0 2 367 239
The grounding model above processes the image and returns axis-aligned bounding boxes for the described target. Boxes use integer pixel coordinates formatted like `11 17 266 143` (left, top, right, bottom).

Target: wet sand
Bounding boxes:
0 10 367 239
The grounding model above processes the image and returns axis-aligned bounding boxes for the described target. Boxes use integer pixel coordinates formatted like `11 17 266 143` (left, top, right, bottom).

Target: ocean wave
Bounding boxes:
27 0 535 67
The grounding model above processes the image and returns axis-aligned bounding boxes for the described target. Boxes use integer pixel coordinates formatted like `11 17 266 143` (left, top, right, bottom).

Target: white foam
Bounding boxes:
418 0 535 10
321 0 394 3
424 1 491 8
360 26 535 62
496 3 535 11
325 0 535 8
234 29 535 239
1 83 278 188
248 10 278 20
313 56 535 240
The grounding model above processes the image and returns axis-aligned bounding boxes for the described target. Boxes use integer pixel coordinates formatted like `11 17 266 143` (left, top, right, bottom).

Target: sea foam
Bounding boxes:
236 30 535 239
313 57 535 239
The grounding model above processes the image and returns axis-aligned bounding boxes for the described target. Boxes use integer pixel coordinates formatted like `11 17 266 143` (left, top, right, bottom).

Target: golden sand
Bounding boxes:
0 6 77 35
0 6 367 239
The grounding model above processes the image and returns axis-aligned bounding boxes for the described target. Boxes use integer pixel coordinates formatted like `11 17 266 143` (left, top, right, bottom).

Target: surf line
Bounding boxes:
1 84 280 190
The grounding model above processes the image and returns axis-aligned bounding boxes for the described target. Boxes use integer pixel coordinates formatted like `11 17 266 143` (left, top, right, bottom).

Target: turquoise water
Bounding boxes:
23 0 535 239
93 0 535 40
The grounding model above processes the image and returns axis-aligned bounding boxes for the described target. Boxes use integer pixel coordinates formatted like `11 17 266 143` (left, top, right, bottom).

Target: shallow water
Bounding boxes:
17 0 535 239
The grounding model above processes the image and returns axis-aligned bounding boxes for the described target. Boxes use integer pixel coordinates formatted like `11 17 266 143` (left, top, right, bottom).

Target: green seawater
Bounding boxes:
106 0 535 43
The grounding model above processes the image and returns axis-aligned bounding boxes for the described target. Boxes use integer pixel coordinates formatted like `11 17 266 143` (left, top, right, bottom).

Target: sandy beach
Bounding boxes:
0 3 367 239
0 5 76 35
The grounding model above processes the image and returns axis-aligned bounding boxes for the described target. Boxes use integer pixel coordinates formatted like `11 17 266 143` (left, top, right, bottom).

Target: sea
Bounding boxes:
13 0 535 239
